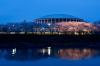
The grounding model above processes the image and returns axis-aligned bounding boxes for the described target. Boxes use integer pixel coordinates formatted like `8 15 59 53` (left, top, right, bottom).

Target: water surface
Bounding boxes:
0 45 100 66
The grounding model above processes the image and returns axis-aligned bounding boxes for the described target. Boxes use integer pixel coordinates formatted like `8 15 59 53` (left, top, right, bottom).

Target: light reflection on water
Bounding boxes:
57 48 98 60
0 47 99 61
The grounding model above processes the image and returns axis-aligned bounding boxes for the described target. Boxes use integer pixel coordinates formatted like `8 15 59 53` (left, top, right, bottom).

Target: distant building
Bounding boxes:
34 14 98 34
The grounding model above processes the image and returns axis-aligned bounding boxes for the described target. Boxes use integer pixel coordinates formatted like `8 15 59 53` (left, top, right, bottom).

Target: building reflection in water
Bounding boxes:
12 48 16 56
57 48 98 60
0 47 99 61
39 47 52 56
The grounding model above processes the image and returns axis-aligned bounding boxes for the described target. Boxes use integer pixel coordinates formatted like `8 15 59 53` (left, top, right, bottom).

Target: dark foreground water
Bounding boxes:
0 43 100 66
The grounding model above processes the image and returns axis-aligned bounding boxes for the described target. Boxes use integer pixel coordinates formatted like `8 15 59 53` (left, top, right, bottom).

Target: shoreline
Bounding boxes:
0 34 99 47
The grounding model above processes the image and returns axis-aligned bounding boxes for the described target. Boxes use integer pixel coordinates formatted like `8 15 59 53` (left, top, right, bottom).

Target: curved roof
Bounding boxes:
41 14 76 19
35 14 86 22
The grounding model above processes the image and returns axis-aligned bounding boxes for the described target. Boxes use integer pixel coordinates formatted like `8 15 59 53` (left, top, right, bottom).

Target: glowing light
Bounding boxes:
10 32 16 34
12 48 16 55
47 47 51 56
74 32 79 35
42 49 46 55
47 23 51 26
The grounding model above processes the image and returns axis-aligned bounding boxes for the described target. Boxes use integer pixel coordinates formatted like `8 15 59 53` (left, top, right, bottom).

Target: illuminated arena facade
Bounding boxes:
35 14 84 23
34 14 98 35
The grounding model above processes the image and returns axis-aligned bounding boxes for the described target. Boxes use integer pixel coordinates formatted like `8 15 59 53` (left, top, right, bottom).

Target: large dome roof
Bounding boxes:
41 14 76 19
35 14 85 24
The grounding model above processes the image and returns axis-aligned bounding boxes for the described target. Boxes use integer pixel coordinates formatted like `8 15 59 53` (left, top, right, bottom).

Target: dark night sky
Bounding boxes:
0 0 100 24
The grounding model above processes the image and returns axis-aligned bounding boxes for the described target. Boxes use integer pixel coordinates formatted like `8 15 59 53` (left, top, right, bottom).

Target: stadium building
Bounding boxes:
34 14 97 35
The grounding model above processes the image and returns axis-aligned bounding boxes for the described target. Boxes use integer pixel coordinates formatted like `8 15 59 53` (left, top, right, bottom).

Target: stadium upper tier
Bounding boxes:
35 14 85 23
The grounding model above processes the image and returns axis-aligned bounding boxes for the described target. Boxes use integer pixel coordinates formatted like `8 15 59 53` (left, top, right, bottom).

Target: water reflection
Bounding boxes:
0 47 100 61
57 48 97 60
